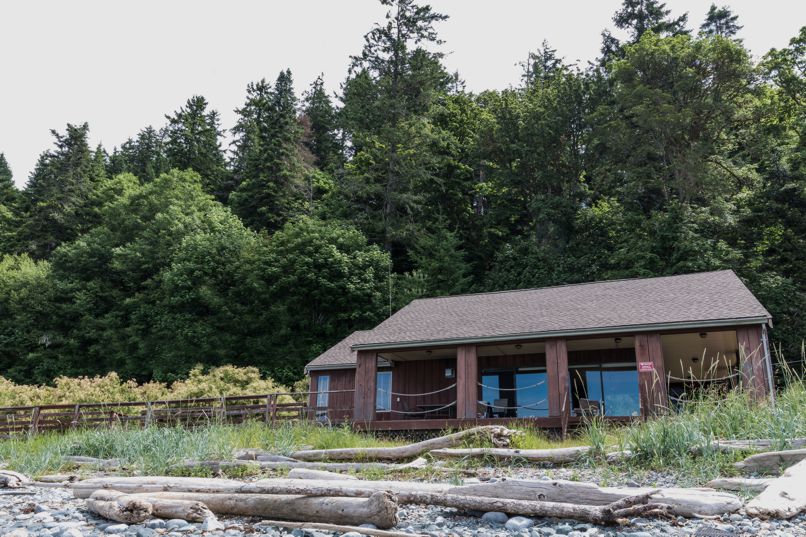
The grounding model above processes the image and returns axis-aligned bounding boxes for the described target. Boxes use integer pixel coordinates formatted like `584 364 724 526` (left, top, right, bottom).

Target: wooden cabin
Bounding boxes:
304 270 773 431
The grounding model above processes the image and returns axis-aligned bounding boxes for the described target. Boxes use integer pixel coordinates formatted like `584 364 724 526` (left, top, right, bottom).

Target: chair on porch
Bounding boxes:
491 398 509 418
577 398 601 417
477 401 490 418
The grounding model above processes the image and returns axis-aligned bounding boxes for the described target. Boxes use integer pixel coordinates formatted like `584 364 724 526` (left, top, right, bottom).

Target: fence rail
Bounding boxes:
0 390 356 438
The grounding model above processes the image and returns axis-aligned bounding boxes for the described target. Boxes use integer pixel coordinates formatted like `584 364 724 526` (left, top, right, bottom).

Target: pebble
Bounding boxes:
61 529 84 537
201 517 225 531
104 524 129 534
165 519 189 530
481 512 509 524
505 516 535 531
145 519 166 529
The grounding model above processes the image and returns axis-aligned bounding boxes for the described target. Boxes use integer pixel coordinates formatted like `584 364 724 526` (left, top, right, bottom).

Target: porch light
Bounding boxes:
426 350 433 355
614 337 622 345
699 332 707 338
515 344 522 350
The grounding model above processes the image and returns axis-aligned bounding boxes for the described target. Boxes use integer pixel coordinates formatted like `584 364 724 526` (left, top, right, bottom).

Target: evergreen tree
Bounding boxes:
0 154 19 207
340 0 451 262
700 4 742 38
164 96 227 198
613 0 689 42
109 127 169 183
229 70 308 231
21 124 106 258
301 75 342 173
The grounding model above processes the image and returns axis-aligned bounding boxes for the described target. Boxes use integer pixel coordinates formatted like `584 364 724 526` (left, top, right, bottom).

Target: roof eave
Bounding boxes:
351 316 772 352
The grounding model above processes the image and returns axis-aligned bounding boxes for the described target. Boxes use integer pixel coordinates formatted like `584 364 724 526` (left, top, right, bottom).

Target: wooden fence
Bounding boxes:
0 390 355 438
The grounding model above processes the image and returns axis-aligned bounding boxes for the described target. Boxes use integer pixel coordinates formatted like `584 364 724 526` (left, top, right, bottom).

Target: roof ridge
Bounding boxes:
409 269 736 303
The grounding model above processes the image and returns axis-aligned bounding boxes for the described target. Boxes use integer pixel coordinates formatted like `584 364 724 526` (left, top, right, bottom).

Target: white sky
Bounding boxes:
1 0 804 186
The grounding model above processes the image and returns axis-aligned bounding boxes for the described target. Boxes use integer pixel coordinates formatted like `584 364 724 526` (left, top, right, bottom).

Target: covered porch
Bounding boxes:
351 325 772 430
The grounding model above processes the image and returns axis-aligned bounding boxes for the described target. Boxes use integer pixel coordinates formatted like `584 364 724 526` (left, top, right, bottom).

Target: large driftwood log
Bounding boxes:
429 446 590 464
258 519 424 537
451 479 741 517
72 476 710 520
0 470 31 488
88 490 214 523
290 426 516 461
705 477 772 492
735 448 806 474
745 459 806 519
130 491 399 529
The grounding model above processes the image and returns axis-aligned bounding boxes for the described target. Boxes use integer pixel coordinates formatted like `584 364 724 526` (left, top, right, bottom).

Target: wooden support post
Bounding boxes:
546 339 569 435
456 344 478 419
634 333 668 417
354 350 378 423
737 325 769 400
270 394 278 424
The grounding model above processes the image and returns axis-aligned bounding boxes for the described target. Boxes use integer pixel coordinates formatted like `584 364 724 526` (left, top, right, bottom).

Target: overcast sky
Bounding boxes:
1 0 804 186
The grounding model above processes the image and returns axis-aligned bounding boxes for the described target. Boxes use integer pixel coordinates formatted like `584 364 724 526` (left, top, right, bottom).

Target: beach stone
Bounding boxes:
200 518 225 532
481 512 509 524
340 533 362 537
144 520 166 529
505 517 534 531
135 527 158 537
4 529 30 537
104 525 129 534
165 519 189 530
61 529 84 537
538 528 556 536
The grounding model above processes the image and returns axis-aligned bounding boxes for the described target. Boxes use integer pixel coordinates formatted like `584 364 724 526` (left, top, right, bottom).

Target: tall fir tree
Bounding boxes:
164 96 227 198
602 0 689 59
301 75 342 173
700 4 742 38
108 127 169 183
340 0 451 263
229 70 308 231
21 124 107 258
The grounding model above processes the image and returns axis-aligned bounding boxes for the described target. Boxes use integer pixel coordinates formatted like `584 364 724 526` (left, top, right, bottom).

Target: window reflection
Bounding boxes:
571 365 639 417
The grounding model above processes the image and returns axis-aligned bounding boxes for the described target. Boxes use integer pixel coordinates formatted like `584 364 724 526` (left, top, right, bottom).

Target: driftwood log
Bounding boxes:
745 459 806 519
63 456 122 469
705 477 772 493
129 491 399 529
36 474 80 484
290 425 516 461
287 468 358 480
258 519 425 537
0 470 31 488
233 449 298 462
169 457 429 474
735 448 806 474
71 475 726 520
87 490 214 523
701 438 806 453
429 446 590 464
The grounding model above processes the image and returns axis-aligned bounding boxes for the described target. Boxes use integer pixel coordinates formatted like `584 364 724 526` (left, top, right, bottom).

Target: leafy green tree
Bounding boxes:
0 254 56 383
700 4 742 38
164 96 227 198
590 32 754 212
21 124 107 258
229 71 308 231
259 217 390 383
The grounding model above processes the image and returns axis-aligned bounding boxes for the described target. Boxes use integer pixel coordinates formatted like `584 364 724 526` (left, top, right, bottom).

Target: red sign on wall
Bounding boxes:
638 361 655 372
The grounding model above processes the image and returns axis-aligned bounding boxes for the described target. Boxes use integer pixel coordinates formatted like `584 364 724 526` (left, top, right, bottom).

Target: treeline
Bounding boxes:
0 0 803 385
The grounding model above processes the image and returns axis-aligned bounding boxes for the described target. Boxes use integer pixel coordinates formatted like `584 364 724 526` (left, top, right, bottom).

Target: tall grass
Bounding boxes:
0 421 402 477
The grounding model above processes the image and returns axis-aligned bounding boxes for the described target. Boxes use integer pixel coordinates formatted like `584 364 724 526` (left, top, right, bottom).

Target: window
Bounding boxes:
376 371 392 411
570 364 639 417
316 375 329 408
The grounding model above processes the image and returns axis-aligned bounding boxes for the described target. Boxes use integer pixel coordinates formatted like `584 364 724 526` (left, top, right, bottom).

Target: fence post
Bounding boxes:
144 402 153 428
71 404 81 429
29 406 41 435
270 394 278 424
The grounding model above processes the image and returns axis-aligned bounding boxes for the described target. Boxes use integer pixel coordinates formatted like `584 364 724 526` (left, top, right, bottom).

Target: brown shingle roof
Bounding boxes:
305 330 371 371
306 270 770 368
